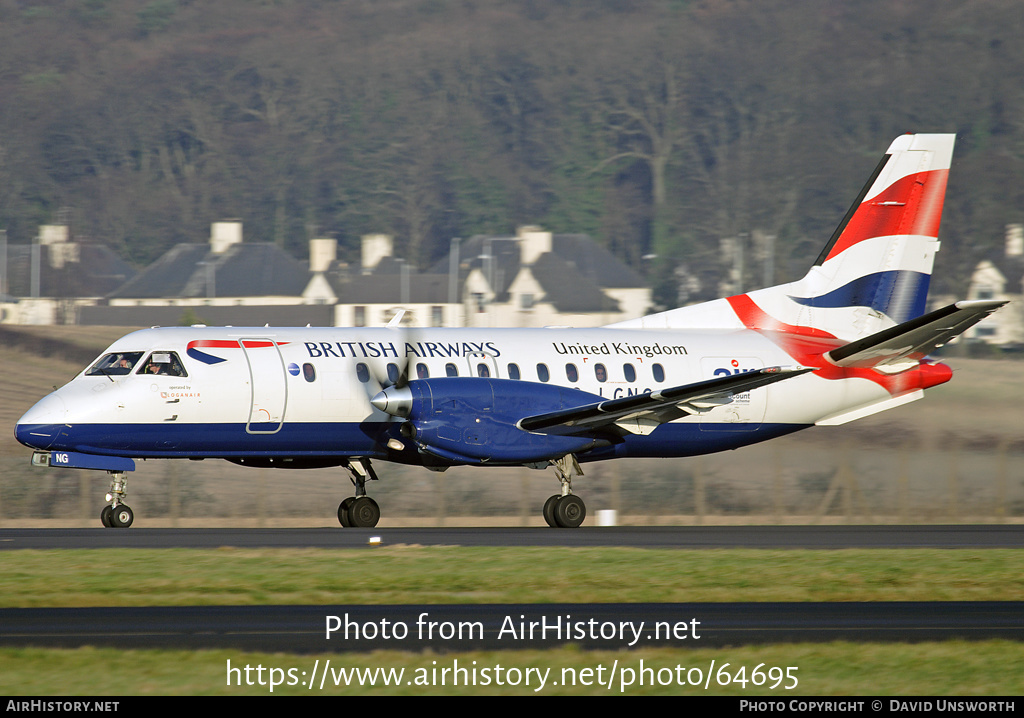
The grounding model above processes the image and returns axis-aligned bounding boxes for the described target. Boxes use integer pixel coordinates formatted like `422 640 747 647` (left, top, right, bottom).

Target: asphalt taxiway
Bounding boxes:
2 601 1023 653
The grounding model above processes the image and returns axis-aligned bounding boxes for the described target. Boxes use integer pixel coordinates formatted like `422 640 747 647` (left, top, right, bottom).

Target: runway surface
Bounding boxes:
2 524 1023 550
3 525 1020 653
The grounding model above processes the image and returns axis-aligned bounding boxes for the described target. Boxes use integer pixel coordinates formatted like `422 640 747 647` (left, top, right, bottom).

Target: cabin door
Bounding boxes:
241 338 288 434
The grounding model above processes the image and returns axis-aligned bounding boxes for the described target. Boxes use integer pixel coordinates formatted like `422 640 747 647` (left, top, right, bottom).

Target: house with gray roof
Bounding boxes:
107 222 309 306
303 234 465 327
1 225 135 324
437 226 651 328
301 227 650 329
80 221 331 327
964 224 1024 347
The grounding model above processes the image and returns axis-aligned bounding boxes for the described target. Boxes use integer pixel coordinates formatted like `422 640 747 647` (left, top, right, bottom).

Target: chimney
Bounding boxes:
1006 224 1023 257
39 225 77 269
517 225 551 265
309 238 338 273
361 234 393 272
211 221 243 254
39 225 69 245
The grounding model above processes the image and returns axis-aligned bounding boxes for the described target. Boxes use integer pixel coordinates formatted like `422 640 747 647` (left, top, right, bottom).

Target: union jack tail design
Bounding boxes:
770 133 955 339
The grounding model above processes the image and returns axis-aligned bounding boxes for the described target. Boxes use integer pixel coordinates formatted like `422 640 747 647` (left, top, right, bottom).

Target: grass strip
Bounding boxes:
2 547 1022 607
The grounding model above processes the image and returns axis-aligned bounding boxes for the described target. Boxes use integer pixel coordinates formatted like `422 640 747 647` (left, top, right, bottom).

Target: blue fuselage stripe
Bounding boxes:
17 421 811 464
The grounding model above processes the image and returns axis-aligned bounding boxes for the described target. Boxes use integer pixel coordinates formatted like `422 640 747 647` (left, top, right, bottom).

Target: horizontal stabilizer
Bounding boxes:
518 366 813 434
826 299 1008 370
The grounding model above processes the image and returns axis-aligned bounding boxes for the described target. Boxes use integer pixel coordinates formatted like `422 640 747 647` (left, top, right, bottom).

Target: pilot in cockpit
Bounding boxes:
139 352 186 377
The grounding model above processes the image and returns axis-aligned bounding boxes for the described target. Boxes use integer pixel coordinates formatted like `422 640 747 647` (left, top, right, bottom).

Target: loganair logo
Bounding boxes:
186 339 289 365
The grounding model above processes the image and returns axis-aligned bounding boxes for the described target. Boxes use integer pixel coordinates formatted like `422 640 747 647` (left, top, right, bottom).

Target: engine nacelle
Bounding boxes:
378 378 602 465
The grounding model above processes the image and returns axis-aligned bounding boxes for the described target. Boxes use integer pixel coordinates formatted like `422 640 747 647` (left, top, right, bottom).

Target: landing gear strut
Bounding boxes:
338 459 381 528
101 471 134 528
543 455 586 528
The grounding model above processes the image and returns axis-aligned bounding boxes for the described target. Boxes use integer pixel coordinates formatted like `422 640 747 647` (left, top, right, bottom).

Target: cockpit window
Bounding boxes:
137 351 188 377
86 352 144 376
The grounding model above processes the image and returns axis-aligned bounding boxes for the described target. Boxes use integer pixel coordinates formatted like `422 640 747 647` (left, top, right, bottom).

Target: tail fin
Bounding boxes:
782 133 954 334
610 133 956 340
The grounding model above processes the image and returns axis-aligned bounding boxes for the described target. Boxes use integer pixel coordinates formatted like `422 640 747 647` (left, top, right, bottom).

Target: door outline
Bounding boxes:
241 338 288 434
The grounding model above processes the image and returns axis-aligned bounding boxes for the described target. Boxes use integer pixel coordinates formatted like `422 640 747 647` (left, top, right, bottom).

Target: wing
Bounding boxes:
517 366 814 435
826 299 1007 371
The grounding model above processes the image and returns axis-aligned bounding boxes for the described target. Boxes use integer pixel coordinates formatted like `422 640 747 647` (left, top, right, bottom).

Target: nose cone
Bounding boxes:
371 386 413 417
15 393 68 450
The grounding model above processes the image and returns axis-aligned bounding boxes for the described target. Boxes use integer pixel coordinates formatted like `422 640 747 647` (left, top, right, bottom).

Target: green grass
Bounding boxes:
2 547 1023 607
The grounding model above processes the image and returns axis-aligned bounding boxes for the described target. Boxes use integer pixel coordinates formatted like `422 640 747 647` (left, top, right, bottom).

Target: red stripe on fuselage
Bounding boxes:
188 340 240 349
824 168 949 262
725 294 949 396
186 339 289 349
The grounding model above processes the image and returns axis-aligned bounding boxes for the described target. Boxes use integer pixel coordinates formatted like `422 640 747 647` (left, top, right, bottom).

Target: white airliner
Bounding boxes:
15 133 1005 528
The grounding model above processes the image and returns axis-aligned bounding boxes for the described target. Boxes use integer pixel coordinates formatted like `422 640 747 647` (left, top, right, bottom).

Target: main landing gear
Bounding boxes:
543 455 586 528
334 456 587 529
100 471 134 528
338 459 381 528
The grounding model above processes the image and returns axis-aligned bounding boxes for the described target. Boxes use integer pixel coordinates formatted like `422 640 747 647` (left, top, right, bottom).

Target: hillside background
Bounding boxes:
2 0 1024 307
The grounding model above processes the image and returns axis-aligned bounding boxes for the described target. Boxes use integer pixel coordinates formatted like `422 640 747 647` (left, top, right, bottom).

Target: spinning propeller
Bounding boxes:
362 309 416 420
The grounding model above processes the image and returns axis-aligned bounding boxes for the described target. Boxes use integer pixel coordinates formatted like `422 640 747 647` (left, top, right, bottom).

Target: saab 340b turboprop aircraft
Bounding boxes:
15 133 1005 528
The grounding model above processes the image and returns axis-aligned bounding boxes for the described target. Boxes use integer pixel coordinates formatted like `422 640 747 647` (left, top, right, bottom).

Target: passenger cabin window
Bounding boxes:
507 363 521 380
138 352 187 377
537 363 549 383
302 363 316 383
356 363 370 383
653 363 665 382
386 363 400 384
623 363 636 382
594 363 607 382
565 363 578 382
88 351 144 376
477 363 491 378
416 363 429 379
445 363 459 377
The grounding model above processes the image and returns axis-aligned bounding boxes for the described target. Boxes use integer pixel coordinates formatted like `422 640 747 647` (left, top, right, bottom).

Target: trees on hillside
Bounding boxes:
1 0 1022 301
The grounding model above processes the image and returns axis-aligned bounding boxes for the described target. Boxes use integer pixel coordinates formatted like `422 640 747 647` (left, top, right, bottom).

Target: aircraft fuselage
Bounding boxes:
15 324 933 467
